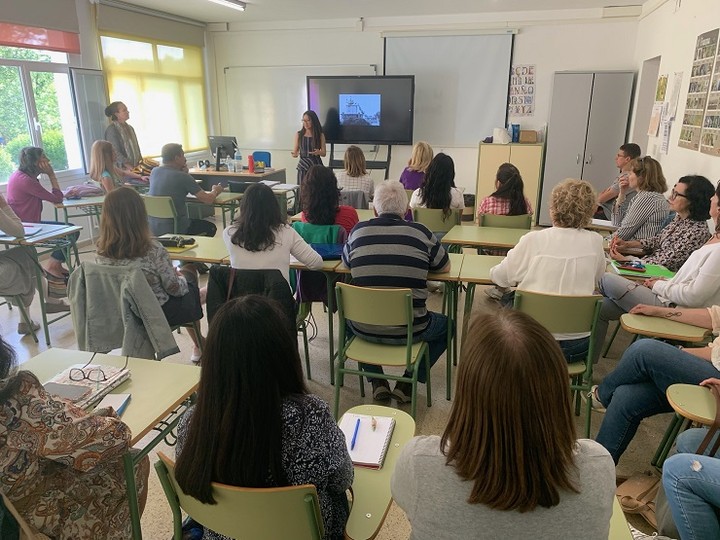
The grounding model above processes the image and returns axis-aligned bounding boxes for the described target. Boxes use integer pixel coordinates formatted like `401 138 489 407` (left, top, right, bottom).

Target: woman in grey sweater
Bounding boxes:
391 310 615 539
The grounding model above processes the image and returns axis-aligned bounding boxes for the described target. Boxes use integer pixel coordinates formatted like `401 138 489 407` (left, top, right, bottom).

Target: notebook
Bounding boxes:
44 364 131 409
339 413 395 469
611 261 675 279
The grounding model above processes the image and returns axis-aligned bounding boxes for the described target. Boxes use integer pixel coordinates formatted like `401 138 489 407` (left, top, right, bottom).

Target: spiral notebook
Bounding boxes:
339 413 395 469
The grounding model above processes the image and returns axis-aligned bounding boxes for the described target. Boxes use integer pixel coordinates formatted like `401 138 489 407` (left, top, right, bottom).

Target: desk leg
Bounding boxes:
462 283 476 357
445 282 457 401
124 452 142 540
326 273 336 385
31 248 51 346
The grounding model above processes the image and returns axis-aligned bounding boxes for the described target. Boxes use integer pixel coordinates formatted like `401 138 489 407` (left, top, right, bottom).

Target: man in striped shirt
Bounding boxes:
342 180 450 403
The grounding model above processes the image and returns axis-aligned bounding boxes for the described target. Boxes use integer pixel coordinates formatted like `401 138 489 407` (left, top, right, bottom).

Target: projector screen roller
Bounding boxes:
307 76 414 145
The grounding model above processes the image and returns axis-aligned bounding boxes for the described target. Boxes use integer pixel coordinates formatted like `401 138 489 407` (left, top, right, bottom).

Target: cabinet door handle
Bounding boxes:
576 154 581 164
585 153 593 165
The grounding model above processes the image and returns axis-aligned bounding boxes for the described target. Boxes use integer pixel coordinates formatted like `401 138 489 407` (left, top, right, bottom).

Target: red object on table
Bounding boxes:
248 155 255 173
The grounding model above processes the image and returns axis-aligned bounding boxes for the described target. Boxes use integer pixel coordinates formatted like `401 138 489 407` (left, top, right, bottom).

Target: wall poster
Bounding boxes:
508 64 535 116
701 39 720 155
679 28 719 151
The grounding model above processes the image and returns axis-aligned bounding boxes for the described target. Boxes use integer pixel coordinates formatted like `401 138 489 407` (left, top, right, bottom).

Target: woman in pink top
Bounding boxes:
300 165 359 235
477 163 533 219
6 147 77 278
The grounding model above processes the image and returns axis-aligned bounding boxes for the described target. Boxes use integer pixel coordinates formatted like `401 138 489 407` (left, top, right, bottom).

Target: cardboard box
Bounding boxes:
519 130 538 143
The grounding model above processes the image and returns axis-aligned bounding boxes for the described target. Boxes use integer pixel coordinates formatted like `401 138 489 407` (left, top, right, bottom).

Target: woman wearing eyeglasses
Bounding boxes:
592 180 720 362
0 334 149 539
612 156 670 240
609 175 714 272
175 296 353 540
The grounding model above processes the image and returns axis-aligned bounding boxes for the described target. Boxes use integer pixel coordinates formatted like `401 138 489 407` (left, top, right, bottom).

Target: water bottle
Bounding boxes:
234 149 242 168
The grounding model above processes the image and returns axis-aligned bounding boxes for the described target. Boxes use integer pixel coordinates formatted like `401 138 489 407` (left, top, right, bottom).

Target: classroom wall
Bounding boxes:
209 15 637 194
633 0 720 184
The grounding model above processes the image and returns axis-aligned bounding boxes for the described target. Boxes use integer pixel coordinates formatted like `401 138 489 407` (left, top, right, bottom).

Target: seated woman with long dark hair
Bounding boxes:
224 183 323 287
391 310 615 539
0 334 149 539
477 162 533 219
175 296 353 539
96 187 204 362
300 165 359 235
409 153 465 218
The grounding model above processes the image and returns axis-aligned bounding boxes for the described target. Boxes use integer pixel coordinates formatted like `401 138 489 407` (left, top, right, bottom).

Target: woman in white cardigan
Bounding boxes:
490 179 605 362
223 183 322 287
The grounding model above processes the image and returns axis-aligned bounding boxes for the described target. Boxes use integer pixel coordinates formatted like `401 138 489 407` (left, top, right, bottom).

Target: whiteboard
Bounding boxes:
385 35 513 147
224 64 376 151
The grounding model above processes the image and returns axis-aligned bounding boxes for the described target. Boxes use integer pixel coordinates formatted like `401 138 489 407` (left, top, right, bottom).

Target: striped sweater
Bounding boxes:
612 190 669 241
341 214 449 338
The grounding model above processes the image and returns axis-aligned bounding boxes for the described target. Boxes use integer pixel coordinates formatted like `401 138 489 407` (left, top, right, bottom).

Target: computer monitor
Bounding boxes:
208 135 238 170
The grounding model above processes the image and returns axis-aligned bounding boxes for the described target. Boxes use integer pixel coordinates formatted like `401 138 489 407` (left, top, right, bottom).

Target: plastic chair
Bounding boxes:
142 195 179 234
478 213 532 229
513 290 602 437
334 282 431 419
252 151 272 167
411 208 462 234
154 452 324 540
339 190 369 209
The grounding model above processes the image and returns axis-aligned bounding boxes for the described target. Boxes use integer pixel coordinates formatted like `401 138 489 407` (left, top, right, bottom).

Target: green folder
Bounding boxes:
611 261 675 279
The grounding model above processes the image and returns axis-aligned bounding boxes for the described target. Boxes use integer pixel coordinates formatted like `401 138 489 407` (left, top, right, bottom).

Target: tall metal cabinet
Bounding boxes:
538 71 635 226
475 143 544 223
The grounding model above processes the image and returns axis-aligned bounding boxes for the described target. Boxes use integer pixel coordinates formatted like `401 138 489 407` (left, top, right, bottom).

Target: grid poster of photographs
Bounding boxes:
679 28 719 151
701 51 720 155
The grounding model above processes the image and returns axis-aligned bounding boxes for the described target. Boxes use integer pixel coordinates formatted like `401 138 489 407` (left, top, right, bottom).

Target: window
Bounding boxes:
99 34 208 158
0 46 84 183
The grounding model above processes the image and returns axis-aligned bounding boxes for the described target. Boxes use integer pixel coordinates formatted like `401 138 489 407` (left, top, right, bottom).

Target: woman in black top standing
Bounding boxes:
291 110 326 184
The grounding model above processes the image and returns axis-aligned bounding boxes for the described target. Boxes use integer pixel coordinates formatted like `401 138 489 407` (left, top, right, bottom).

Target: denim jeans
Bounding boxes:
663 428 720 540
559 337 590 363
595 339 720 464
355 311 449 384
41 220 80 263
592 273 665 362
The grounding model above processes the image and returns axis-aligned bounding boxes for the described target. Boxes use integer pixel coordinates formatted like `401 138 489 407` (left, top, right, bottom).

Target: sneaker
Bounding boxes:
484 286 505 301
392 381 413 404
427 280 442 293
586 385 606 413
190 351 202 365
45 301 71 313
18 321 40 335
371 379 391 401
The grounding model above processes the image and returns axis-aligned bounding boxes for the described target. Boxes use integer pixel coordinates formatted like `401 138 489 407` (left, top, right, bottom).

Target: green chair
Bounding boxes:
154 452 324 540
478 213 532 229
3 296 38 344
652 383 716 467
334 282 431 419
142 195 179 234
513 290 602 437
412 207 462 235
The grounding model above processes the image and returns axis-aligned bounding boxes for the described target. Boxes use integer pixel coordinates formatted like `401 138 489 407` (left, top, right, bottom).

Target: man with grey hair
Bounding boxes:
148 143 223 236
342 180 450 403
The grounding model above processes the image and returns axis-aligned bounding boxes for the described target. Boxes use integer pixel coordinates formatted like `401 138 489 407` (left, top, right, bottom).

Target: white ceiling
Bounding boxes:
114 0 648 25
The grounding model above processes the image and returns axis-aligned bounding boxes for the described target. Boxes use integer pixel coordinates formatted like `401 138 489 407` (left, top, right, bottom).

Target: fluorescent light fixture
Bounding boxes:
207 0 246 11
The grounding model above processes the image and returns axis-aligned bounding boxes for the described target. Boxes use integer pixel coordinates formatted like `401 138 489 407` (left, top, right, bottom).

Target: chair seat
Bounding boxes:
567 362 586 377
666 383 715 424
345 337 426 367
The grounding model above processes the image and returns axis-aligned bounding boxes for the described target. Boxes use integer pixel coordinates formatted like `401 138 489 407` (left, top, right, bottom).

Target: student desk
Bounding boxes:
186 191 243 229
160 235 230 265
458 254 506 343
53 195 105 224
442 225 528 250
342 405 415 540
188 167 287 189
0 222 82 345
23 348 201 540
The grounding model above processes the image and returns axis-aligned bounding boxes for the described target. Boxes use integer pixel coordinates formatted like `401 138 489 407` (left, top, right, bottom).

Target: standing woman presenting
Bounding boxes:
291 110 326 184
104 101 142 173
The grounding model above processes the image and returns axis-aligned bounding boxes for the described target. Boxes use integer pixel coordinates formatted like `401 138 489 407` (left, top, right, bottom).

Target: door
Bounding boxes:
582 72 635 194
538 73 594 225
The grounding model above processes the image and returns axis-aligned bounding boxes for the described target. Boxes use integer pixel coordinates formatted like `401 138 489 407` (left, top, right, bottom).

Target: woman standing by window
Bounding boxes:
104 101 142 173
291 110 326 184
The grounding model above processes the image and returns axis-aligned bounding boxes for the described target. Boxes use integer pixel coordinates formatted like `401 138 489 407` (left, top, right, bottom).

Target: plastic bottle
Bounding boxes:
248 154 255 174
234 148 242 166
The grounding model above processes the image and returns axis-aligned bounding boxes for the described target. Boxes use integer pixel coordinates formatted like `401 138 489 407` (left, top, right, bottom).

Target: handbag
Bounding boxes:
616 472 660 529
154 236 196 249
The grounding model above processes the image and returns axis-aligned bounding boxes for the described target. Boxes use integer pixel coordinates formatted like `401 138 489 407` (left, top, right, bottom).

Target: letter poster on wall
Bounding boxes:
701 33 720 156
508 64 535 117
679 28 719 151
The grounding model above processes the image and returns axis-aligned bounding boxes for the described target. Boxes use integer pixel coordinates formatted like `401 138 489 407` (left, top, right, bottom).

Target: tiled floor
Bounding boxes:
1 238 667 538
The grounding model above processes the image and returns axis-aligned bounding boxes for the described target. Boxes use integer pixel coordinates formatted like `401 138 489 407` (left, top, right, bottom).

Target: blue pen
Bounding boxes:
350 418 361 450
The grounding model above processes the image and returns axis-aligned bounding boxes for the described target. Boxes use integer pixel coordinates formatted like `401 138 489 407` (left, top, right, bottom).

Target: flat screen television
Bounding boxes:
307 76 414 145
208 135 238 159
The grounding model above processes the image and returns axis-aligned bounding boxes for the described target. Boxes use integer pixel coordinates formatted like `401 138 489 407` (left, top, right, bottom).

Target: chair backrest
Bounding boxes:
252 151 272 167
228 180 252 193
336 282 413 328
478 213 532 229
412 208 462 233
339 190 369 209
155 452 323 540
143 195 179 233
513 290 601 335
404 189 415 203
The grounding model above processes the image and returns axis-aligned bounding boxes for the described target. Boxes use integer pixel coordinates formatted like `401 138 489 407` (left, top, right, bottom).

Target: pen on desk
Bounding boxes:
350 418 360 450
371 416 377 431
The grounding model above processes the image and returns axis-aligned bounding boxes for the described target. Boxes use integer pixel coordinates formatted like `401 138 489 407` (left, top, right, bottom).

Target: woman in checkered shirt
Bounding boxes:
477 163 533 220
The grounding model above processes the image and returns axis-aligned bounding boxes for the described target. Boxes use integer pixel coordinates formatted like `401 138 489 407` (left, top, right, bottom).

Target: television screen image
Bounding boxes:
307 76 414 145
339 94 381 127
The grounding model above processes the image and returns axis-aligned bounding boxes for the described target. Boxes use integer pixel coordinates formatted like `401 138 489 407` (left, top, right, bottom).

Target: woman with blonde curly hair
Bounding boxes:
399 141 433 190
489 179 606 361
